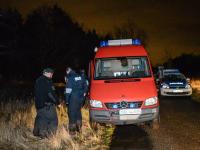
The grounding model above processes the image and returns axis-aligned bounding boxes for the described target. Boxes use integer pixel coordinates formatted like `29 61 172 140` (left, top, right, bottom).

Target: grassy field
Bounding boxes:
1 79 199 149
0 87 114 150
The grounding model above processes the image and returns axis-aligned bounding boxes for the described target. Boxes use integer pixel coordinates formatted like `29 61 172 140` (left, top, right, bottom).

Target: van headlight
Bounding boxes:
90 100 103 108
145 97 158 106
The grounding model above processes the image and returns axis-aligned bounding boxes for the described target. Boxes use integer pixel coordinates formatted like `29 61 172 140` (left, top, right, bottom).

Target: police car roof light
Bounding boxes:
100 39 141 47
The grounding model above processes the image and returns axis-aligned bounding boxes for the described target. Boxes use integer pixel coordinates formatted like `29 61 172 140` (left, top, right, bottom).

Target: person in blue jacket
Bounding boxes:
65 65 88 134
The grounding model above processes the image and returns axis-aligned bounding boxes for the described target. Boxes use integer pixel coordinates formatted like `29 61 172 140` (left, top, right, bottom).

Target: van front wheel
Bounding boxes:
152 120 160 129
151 116 160 129
147 116 160 130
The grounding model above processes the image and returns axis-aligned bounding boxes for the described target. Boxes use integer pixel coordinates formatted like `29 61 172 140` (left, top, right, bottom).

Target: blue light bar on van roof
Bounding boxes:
100 39 141 47
100 41 108 47
132 39 141 45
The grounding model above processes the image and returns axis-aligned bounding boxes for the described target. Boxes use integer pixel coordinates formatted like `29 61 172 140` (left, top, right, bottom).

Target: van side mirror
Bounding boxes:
156 78 160 82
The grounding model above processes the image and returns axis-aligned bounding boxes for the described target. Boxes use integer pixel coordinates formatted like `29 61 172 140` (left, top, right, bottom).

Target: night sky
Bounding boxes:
1 0 200 65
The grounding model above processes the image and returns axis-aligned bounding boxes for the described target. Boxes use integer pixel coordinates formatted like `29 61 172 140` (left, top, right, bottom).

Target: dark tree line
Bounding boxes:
0 5 103 81
163 54 200 77
0 8 23 81
1 5 199 82
0 5 148 82
113 21 148 47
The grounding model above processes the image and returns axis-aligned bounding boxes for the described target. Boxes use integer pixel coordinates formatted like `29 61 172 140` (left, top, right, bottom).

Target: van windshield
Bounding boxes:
95 57 151 79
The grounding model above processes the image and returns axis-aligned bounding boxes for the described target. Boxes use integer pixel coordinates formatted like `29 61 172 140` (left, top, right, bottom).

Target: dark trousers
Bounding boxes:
68 93 84 129
33 105 58 138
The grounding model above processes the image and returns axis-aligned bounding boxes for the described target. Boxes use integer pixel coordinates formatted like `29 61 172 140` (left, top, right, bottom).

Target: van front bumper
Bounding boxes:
89 107 159 125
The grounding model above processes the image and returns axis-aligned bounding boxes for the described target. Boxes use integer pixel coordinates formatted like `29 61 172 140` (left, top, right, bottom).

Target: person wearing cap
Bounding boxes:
65 65 88 134
33 68 60 138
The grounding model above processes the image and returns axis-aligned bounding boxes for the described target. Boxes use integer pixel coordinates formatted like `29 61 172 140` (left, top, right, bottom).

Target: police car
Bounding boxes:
159 70 192 97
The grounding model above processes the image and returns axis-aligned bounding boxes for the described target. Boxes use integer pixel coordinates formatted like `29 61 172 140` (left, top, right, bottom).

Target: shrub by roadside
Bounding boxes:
191 89 200 103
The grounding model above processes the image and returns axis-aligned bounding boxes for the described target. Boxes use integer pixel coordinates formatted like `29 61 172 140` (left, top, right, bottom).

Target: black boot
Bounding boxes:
76 120 82 133
69 124 76 135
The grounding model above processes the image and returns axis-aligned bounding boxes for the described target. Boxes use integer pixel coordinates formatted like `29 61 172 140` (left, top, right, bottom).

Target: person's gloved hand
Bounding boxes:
57 104 61 110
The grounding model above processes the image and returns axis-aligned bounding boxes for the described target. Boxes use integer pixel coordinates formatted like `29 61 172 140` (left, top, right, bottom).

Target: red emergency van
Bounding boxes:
88 39 159 128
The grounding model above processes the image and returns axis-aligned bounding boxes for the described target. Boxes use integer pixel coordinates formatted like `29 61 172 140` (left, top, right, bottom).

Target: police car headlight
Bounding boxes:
90 100 103 108
145 97 158 106
162 83 169 89
185 84 191 89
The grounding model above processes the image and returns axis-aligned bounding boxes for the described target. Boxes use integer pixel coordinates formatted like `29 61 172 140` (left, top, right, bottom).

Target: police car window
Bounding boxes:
163 74 185 81
95 57 151 79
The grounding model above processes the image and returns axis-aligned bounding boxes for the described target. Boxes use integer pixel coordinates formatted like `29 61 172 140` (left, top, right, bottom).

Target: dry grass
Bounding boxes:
0 89 114 150
191 79 200 90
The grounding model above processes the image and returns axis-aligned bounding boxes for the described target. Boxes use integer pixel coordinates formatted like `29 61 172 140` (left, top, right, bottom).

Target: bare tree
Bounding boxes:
113 21 148 46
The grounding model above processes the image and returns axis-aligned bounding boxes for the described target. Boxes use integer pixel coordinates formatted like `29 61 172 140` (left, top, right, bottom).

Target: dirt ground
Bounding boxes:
109 97 200 150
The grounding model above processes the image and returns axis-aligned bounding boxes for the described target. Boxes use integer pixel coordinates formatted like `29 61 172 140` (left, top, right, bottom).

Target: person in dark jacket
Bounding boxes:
80 69 89 106
65 66 88 134
80 69 89 89
33 68 60 138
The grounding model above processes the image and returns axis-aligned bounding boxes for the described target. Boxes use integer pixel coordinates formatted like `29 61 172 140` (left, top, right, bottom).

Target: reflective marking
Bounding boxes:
86 80 89 86
52 86 55 90
169 82 183 85
64 77 68 82
75 77 81 81
66 88 72 93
